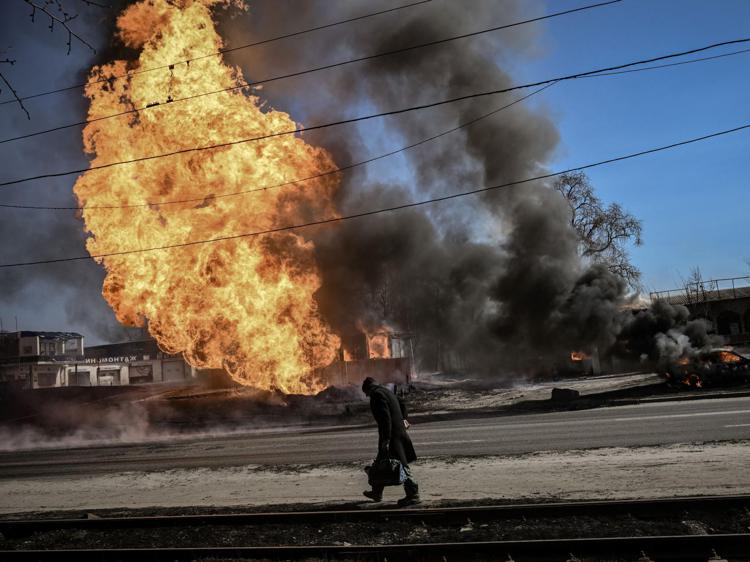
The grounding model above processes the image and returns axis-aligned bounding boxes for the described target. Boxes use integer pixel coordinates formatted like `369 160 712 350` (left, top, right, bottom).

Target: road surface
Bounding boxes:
1 395 749 479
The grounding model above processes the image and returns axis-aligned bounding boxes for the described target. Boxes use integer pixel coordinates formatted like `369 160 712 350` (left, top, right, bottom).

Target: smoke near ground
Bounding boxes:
0 382 368 451
613 300 725 364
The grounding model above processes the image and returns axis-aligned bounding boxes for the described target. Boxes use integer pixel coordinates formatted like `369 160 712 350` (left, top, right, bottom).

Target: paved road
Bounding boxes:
1 395 749 479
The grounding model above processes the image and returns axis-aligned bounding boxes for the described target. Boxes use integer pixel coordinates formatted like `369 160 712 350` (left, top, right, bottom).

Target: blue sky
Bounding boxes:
522 0 750 292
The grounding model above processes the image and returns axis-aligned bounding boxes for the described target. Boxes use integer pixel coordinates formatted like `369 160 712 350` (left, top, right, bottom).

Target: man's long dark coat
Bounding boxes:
369 385 417 465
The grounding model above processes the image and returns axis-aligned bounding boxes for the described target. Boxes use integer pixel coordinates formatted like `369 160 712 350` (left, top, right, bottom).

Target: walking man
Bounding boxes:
361 376 420 506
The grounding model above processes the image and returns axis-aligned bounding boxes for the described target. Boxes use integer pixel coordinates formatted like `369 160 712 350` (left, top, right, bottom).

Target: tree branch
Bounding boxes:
0 65 30 120
78 0 110 7
22 0 97 55
553 170 643 289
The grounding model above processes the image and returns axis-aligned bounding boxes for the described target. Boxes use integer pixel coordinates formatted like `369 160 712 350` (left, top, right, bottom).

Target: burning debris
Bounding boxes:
663 348 750 389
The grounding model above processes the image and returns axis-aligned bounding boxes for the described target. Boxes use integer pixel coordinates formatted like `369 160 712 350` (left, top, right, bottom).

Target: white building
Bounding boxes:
76 339 197 386
0 332 196 390
0 331 84 389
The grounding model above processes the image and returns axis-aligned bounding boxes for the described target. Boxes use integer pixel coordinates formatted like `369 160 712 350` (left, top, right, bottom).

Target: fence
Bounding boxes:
650 276 750 306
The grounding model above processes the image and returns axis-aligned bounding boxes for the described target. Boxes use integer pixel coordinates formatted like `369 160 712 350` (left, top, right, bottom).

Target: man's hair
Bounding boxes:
361 377 376 393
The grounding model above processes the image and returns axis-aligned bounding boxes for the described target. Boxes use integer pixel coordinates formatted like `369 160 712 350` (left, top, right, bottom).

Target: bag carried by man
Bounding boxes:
365 458 406 487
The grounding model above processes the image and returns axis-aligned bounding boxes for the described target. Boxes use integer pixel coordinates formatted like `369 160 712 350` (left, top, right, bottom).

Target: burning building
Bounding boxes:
321 328 415 388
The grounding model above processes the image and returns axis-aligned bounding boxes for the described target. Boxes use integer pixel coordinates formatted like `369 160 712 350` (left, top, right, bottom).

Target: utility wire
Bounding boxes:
582 46 750 77
4 44 747 210
0 0 622 146
1 121 747 269
0 0 433 107
0 84 558 210
1 36 747 190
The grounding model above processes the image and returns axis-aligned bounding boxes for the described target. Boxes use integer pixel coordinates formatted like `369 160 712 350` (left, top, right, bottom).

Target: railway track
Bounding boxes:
3 494 749 534
1 495 749 561
2 534 749 561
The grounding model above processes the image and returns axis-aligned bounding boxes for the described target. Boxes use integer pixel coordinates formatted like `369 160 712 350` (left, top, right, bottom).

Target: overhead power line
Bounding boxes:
1 84 558 210
1 121 747 269
4 44 748 211
580 46 750 77
0 0 622 145
6 42 746 211
1 36 747 190
0 0 434 107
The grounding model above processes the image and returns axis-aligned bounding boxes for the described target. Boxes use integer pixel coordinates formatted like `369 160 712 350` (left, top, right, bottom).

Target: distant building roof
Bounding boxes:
85 339 157 351
17 331 84 339
85 339 180 360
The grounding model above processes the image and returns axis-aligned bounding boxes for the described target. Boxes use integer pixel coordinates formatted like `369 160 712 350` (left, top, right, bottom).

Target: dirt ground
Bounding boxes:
2 441 750 516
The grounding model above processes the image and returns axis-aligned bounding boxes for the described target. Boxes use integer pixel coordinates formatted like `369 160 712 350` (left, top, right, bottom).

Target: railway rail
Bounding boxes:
1 534 749 561
1 495 749 560
2 494 749 535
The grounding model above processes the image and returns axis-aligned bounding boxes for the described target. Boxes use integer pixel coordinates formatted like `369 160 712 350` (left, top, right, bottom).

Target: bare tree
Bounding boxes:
1 0 102 119
552 171 643 289
686 266 703 286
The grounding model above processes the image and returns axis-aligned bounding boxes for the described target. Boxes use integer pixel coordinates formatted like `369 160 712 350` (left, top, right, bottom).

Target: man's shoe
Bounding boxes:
363 490 382 502
397 495 421 508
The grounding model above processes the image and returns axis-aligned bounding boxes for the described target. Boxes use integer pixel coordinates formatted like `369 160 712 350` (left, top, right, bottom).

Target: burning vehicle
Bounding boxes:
663 349 750 389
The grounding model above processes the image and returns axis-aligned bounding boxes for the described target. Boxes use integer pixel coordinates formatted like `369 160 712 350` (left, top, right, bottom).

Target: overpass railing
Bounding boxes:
650 275 750 305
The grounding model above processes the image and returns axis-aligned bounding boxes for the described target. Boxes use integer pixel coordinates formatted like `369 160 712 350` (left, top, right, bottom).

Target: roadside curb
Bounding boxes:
615 389 750 405
400 386 750 427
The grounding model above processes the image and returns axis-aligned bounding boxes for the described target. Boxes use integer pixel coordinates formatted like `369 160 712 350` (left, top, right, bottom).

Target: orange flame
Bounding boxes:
74 0 340 393
570 351 588 362
367 332 391 359
717 351 742 364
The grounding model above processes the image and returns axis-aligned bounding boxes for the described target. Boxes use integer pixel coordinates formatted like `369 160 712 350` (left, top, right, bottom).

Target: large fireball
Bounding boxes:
74 0 340 394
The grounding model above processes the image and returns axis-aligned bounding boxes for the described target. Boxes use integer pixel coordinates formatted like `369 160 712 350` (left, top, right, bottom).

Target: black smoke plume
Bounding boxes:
222 0 644 373
613 300 724 364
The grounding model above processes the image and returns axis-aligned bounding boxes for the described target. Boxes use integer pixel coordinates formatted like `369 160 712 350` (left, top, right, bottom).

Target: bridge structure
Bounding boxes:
650 276 750 346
